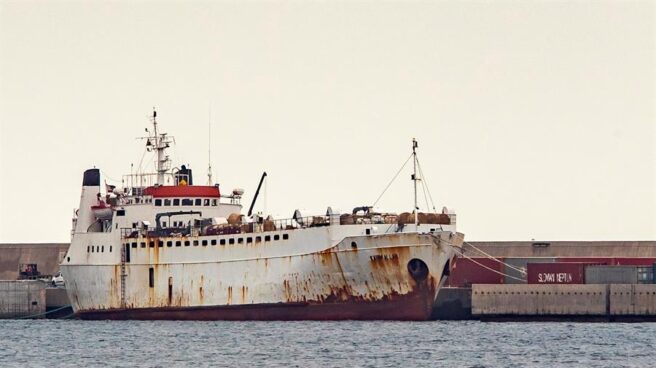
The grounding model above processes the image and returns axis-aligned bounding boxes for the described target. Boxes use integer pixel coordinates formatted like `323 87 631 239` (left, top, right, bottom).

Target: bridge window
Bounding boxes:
211 199 218 206
202 240 208 246
116 209 125 216
238 238 244 244
149 241 155 248
246 237 252 243
204 199 210 206
140 242 146 248
219 239 225 245
164 199 171 206
155 199 162 206
173 199 180 206
211 239 217 246
283 234 289 240
175 241 182 247
195 198 202 206
182 198 193 206
131 242 137 248
274 235 280 241
265 235 271 242
256 236 261 242
158 241 163 248
101 246 105 252
166 241 173 247
229 238 235 245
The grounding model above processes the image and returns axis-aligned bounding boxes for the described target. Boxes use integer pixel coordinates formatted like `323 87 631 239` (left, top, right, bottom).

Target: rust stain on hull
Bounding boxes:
76 283 437 321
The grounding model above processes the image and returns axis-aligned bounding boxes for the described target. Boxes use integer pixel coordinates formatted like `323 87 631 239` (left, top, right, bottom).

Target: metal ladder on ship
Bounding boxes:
120 244 127 308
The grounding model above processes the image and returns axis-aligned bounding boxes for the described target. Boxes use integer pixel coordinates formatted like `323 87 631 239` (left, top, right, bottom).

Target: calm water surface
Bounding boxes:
0 320 654 367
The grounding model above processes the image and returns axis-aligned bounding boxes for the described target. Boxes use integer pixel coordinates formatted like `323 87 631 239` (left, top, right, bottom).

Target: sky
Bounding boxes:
0 0 654 243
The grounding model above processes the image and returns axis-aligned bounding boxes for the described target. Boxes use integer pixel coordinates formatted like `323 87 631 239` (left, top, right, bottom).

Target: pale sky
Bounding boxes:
1 0 654 243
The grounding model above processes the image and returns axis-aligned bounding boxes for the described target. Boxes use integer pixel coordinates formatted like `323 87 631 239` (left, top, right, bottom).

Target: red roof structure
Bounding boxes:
144 185 220 198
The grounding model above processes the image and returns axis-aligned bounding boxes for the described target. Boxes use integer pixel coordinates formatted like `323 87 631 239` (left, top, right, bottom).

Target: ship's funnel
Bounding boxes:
82 168 101 187
75 168 102 233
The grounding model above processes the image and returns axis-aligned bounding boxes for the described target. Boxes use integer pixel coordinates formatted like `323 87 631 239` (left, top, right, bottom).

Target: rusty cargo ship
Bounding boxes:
61 111 463 320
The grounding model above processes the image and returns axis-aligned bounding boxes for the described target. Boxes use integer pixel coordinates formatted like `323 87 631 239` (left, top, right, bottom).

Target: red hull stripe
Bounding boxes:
144 186 220 198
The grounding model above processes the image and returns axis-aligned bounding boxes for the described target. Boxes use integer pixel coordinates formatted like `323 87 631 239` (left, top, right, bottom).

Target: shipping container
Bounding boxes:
585 265 638 284
556 257 611 265
637 266 654 284
447 257 504 287
527 263 586 284
503 257 555 284
557 257 656 266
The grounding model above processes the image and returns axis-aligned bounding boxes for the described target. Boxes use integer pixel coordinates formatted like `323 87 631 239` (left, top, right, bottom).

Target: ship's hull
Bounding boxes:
64 232 458 321
76 285 436 320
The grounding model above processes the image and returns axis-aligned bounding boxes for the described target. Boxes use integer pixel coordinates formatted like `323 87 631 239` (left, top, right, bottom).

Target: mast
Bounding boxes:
207 106 213 185
149 109 173 185
412 138 419 231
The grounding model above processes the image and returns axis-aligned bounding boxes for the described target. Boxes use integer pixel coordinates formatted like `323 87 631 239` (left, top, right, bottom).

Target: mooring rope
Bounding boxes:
462 241 527 275
453 248 527 282
431 234 527 282
16 305 72 319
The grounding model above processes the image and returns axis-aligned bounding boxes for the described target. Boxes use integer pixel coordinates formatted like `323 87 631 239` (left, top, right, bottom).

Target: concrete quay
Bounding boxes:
0 280 46 318
471 284 656 321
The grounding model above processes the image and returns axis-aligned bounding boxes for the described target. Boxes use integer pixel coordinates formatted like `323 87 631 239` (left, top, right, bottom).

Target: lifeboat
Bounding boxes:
91 202 113 220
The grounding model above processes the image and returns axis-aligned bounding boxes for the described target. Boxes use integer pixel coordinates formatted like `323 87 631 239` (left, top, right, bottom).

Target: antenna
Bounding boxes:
207 105 213 185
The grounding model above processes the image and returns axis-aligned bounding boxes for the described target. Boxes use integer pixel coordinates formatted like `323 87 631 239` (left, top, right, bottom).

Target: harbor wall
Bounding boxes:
0 280 46 318
464 241 656 258
431 287 473 320
0 243 69 280
471 284 656 319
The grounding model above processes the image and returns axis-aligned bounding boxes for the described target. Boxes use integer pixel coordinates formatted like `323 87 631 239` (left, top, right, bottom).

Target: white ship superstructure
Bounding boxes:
61 111 463 320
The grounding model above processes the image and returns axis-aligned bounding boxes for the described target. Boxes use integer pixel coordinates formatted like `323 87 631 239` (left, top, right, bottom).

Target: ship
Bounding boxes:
61 111 464 320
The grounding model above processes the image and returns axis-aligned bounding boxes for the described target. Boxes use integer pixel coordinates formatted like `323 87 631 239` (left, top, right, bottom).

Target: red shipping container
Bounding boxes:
527 263 587 284
447 257 504 287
